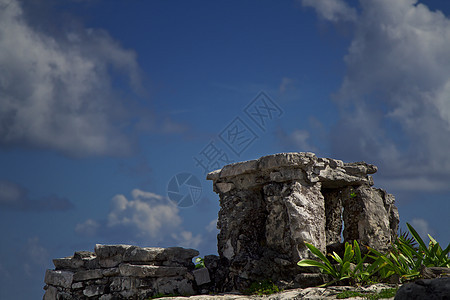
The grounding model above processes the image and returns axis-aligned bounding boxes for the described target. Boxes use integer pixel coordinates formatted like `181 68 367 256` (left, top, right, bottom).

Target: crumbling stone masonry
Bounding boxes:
43 245 200 299
206 152 399 291
44 152 399 298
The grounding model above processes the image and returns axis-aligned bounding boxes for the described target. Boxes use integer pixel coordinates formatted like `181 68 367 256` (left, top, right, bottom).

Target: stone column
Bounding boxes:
342 185 399 252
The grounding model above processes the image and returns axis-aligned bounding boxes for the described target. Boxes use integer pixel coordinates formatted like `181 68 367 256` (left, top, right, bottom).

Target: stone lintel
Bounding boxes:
207 152 376 189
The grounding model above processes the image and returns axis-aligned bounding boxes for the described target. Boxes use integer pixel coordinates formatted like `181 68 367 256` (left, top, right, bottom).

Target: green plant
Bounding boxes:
194 257 205 269
298 223 450 286
336 288 397 299
367 223 450 282
244 279 280 295
297 241 354 286
406 223 450 268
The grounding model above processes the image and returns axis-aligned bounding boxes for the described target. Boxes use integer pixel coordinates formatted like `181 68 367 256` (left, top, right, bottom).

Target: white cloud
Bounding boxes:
77 189 203 248
0 0 142 157
323 0 450 191
107 190 182 239
302 0 357 22
410 218 433 239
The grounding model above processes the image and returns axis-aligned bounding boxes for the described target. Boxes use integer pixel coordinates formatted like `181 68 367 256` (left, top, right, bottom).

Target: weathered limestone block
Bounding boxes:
44 270 74 288
119 263 188 278
72 269 103 282
95 244 132 258
43 285 58 300
342 185 399 252
193 268 211 286
123 246 198 267
156 277 195 296
83 285 105 297
282 181 326 260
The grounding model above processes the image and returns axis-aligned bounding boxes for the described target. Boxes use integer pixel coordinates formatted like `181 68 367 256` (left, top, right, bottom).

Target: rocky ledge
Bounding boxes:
156 283 399 300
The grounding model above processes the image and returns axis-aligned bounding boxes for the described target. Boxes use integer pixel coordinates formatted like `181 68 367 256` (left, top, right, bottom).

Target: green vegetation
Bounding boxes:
244 279 280 295
298 223 450 286
336 288 398 299
194 256 205 269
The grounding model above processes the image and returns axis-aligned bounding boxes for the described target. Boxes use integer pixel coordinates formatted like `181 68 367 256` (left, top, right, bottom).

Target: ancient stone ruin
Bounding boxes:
43 245 203 299
44 152 399 299
207 152 399 291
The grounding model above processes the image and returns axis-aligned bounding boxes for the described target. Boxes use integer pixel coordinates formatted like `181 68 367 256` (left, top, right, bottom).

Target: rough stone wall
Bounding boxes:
207 152 399 291
43 245 200 299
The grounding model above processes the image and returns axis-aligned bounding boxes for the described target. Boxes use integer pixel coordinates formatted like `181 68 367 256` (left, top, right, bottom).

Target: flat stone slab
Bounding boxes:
207 152 376 188
44 270 74 288
123 246 199 263
118 264 187 278
95 244 133 258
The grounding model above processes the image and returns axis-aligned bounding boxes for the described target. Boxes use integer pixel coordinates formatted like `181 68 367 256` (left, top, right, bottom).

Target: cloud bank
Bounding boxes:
0 0 141 157
302 0 357 22
0 179 74 211
306 0 450 191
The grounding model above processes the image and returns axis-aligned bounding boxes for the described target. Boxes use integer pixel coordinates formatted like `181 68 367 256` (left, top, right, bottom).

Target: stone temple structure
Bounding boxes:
206 152 399 291
43 152 399 299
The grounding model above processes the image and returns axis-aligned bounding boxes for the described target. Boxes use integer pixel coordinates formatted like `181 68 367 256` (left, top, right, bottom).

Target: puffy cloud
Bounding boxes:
107 190 181 239
302 0 357 22
0 0 142 157
76 189 203 247
0 179 74 211
315 0 450 191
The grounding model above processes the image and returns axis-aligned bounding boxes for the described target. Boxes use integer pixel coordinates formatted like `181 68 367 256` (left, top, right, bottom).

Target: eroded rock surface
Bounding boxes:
43 245 199 300
207 152 399 292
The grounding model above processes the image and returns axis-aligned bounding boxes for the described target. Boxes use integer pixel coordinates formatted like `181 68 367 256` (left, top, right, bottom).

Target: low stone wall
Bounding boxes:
43 244 202 299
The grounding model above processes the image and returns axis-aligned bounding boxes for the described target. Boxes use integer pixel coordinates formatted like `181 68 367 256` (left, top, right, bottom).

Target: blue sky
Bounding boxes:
1 0 450 298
